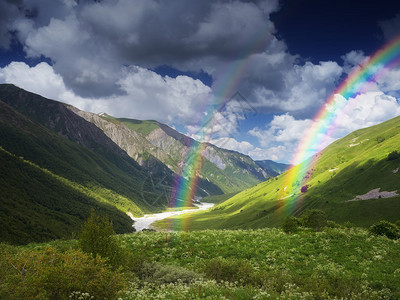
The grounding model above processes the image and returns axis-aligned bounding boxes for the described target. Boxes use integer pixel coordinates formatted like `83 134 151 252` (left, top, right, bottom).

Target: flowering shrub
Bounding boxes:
137 262 202 284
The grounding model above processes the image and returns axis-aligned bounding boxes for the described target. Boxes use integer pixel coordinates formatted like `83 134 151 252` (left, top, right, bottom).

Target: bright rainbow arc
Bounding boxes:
278 34 400 214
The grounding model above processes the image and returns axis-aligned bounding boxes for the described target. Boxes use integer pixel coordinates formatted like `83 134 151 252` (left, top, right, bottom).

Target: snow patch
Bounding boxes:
349 138 369 147
329 168 339 172
347 188 398 202
393 168 399 174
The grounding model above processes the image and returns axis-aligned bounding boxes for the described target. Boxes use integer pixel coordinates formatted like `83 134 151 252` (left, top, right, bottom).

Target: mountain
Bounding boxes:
72 110 276 196
0 84 171 244
255 160 289 176
163 115 400 230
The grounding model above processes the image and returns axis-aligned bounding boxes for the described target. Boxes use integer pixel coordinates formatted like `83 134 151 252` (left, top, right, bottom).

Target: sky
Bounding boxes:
0 0 400 163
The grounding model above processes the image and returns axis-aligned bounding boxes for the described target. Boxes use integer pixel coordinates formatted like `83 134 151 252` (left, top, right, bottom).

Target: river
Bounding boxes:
129 202 214 231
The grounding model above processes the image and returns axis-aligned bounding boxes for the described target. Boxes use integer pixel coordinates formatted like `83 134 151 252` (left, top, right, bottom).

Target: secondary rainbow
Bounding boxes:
278 34 400 214
169 25 275 231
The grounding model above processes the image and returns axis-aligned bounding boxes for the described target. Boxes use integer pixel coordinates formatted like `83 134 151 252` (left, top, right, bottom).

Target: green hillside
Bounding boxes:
156 115 400 230
0 87 172 244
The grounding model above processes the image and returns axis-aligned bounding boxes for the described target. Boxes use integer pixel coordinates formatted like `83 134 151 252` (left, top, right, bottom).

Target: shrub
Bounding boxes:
302 209 327 231
0 246 124 299
78 210 125 268
202 257 264 285
343 221 355 228
137 262 201 284
395 220 400 228
326 220 341 228
369 221 400 240
282 216 302 233
387 150 399 161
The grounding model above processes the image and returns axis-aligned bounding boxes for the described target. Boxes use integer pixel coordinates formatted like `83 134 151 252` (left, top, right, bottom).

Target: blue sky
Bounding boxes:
1 0 400 163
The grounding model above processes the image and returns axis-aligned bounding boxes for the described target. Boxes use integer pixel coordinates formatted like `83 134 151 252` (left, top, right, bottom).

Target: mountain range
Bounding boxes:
0 84 286 244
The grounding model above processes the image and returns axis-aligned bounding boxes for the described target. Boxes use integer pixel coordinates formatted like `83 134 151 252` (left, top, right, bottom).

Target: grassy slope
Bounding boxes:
156 116 400 230
0 100 171 244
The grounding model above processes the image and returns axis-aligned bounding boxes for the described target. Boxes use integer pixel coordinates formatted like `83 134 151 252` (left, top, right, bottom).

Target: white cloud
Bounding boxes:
250 59 343 116
249 91 400 164
7 0 279 98
211 137 254 154
0 62 213 125
341 50 367 74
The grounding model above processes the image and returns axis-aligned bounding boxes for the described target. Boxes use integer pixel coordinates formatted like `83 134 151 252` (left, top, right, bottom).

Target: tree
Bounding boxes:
302 209 327 231
282 216 302 233
78 210 125 268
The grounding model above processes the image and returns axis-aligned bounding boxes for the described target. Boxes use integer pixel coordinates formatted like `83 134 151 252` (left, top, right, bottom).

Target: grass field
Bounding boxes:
1 226 399 299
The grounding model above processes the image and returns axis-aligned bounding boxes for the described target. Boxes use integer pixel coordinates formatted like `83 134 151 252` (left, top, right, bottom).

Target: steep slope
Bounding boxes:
0 84 169 211
91 115 274 194
0 101 139 244
255 160 289 176
0 84 173 244
70 109 223 197
160 115 400 229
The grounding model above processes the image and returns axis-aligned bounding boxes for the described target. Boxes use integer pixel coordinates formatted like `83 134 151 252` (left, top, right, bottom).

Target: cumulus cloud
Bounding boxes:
246 56 343 117
1 0 350 123
0 62 213 124
249 91 400 163
211 137 255 154
249 114 312 161
6 0 279 97
341 50 367 74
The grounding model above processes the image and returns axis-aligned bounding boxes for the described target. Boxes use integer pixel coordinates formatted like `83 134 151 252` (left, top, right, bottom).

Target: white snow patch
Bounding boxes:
279 194 293 200
349 139 369 147
347 188 398 202
349 143 360 147
393 168 399 174
329 168 339 172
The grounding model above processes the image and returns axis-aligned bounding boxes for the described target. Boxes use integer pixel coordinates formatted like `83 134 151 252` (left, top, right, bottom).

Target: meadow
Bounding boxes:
1 224 399 299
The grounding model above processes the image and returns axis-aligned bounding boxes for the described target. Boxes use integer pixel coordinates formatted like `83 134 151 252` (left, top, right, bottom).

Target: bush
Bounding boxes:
369 221 400 240
326 220 341 228
302 209 327 231
137 262 201 284
387 150 399 161
202 257 265 286
78 210 126 268
0 246 124 299
282 216 302 233
343 221 355 228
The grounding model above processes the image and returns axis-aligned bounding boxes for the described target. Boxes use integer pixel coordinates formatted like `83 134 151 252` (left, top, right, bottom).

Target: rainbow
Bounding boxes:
168 23 275 231
278 33 400 214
